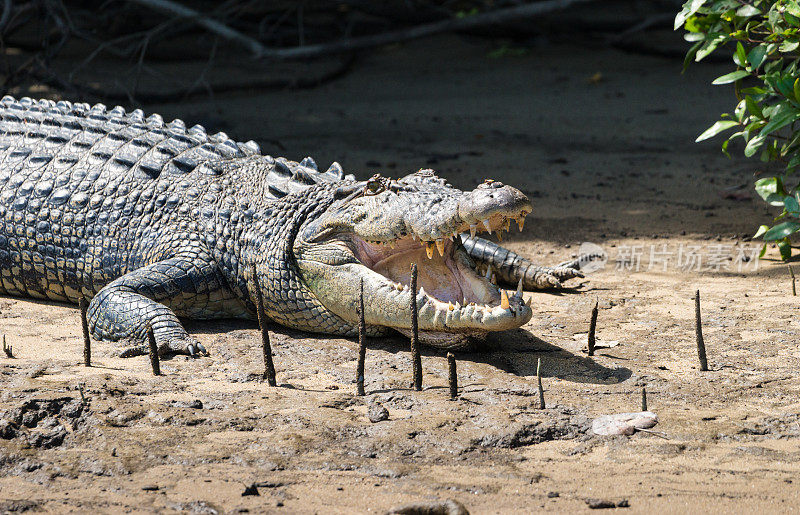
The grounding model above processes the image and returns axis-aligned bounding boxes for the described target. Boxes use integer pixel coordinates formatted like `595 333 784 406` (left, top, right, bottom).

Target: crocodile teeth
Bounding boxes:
436 239 445 257
525 297 532 308
482 219 492 234
484 266 492 280
469 224 477 238
491 274 497 285
425 243 435 259
497 230 503 242
503 218 511 232
500 289 510 310
516 216 525 232
515 277 524 299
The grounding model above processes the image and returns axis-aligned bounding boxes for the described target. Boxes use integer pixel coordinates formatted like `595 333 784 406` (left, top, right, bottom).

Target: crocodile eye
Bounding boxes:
364 174 386 196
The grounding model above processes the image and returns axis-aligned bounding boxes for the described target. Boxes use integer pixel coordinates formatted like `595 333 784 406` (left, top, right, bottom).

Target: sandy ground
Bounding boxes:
1 30 799 513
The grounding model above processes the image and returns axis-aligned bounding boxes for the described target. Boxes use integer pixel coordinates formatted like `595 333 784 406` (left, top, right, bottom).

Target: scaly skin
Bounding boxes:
0 96 580 355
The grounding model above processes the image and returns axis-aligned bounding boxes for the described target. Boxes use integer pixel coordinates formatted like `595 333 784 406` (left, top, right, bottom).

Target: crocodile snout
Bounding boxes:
458 179 532 229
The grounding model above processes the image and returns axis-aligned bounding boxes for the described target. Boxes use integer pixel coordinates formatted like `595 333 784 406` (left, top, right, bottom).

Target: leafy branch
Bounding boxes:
679 0 800 259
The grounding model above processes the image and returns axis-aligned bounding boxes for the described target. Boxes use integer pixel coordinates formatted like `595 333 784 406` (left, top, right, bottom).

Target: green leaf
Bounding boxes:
788 1 800 18
759 102 800 137
745 134 767 156
759 243 768 258
735 99 747 122
712 70 750 84
785 195 800 214
746 95 763 118
780 40 800 53
775 77 796 99
779 237 793 260
788 13 800 27
755 176 787 203
675 0 709 30
735 42 748 67
748 45 768 70
683 40 703 73
697 34 727 61
754 225 769 238
736 4 761 17
763 221 800 241
741 86 768 95
696 120 739 142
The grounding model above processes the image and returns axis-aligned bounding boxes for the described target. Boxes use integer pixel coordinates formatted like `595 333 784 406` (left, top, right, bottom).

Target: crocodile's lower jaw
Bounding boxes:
298 234 532 344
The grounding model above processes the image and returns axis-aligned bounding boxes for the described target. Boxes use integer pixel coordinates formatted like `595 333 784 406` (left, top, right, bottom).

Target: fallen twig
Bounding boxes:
635 427 669 439
790 265 796 296
641 387 647 412
130 0 595 61
127 0 268 58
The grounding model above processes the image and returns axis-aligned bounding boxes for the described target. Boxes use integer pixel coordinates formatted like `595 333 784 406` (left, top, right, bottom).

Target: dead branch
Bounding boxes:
127 0 269 57
128 0 597 61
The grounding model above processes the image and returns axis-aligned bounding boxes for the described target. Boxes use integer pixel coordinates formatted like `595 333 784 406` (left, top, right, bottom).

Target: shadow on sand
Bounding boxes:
187 315 630 387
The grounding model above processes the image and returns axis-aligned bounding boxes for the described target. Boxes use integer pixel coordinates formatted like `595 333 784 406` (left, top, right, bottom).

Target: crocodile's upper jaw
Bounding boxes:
295 171 533 346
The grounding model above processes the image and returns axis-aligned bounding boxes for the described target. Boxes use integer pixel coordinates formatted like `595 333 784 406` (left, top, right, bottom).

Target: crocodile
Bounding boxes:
0 96 582 356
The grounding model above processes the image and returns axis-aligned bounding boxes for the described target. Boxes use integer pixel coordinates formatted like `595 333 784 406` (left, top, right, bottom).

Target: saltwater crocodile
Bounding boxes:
0 96 581 355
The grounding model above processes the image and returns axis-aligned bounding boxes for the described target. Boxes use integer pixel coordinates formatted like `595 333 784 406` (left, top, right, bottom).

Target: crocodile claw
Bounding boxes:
525 265 586 290
550 266 584 280
537 273 563 290
187 342 210 358
115 336 209 358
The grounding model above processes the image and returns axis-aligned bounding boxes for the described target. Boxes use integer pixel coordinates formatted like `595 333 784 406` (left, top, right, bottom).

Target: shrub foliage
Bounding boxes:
677 0 800 259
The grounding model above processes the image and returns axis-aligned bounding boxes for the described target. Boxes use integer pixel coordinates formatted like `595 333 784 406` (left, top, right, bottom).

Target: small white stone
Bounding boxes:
592 411 658 436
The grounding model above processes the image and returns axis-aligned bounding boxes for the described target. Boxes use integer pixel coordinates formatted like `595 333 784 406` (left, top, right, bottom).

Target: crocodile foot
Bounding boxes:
527 265 585 289
115 338 209 358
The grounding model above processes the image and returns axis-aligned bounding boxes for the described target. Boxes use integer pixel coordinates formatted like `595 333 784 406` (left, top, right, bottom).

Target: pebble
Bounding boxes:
592 411 658 436
368 402 389 423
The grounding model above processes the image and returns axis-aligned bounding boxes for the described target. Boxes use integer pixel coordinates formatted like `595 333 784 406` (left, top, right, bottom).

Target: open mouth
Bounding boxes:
349 209 532 337
295 175 536 348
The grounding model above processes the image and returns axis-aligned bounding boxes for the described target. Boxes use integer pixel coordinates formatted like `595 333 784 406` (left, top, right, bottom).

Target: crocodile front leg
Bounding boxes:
87 254 244 358
460 235 583 290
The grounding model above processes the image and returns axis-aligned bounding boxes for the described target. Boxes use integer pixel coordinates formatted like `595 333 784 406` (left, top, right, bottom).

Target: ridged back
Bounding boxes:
0 96 258 182
0 96 351 199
